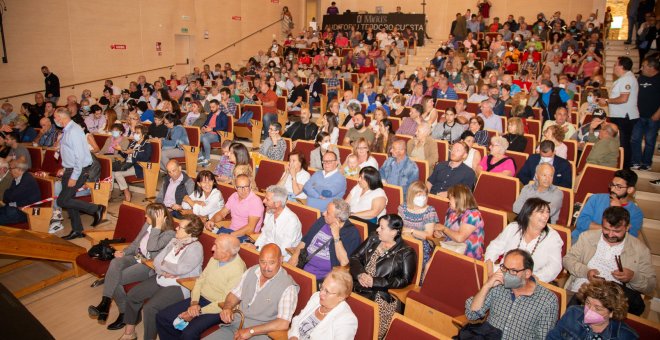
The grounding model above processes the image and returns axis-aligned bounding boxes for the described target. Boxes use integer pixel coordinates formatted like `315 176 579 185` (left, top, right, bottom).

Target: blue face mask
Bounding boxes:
536 86 543 93
111 131 121 138
172 316 189 330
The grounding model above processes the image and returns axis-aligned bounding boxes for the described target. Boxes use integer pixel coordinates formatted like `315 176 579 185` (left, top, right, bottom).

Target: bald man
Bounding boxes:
155 160 195 218
37 117 60 147
586 122 621 168
208 243 299 340
512 163 563 223
156 234 246 340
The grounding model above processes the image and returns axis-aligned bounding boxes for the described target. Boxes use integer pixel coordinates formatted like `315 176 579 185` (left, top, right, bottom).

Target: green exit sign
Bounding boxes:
181 27 189 33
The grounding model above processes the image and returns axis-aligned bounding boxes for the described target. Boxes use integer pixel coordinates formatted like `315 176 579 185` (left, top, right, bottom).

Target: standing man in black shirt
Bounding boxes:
631 55 660 172
41 66 60 104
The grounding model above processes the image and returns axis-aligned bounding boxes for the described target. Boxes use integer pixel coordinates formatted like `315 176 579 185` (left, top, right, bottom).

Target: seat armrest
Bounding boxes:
267 330 288 340
177 277 198 291
452 315 468 328
113 243 131 252
142 259 155 270
388 285 420 304
84 230 116 244
247 232 260 242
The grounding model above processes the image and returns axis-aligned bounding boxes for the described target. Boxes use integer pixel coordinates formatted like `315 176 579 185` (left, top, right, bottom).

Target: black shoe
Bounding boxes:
107 313 125 330
62 231 86 240
624 40 632 44
91 205 106 227
88 296 111 322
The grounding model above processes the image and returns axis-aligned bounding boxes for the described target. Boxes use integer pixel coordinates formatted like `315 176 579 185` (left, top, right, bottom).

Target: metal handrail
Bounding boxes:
1 64 175 102
202 18 282 62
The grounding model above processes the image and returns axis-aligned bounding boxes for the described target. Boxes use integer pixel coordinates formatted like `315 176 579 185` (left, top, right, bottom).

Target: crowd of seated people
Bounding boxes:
6 4 660 339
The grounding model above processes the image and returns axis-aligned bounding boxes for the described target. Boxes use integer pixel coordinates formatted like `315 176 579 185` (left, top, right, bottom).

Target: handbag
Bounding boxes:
87 238 125 261
112 159 133 172
440 240 468 255
453 321 503 340
297 238 333 269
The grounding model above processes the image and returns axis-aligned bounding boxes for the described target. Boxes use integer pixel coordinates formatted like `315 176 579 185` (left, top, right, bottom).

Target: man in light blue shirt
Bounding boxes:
379 140 419 194
54 107 105 240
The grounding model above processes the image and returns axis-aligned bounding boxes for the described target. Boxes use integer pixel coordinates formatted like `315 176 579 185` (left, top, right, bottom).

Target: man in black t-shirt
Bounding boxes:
287 76 307 112
41 66 60 104
426 141 476 197
631 55 660 172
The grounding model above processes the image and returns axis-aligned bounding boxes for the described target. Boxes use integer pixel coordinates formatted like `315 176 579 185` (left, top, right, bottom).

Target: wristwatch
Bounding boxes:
249 328 255 335
333 237 341 244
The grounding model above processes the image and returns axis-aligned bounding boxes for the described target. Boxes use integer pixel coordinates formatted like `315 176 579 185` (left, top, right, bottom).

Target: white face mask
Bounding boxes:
111 131 121 138
553 48 559 53
558 84 566 89
587 95 594 104
540 156 553 163
474 73 480 79
430 72 436 77
413 195 428 207
321 142 331 150
133 134 142 141
508 46 514 51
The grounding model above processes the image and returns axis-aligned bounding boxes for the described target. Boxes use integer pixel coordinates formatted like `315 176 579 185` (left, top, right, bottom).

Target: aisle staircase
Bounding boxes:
603 40 640 87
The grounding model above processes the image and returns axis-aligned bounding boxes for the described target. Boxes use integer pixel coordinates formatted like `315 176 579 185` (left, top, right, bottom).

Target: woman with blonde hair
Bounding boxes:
502 117 528 153
477 135 516 176
541 124 568 159
434 184 485 260
288 268 358 340
352 137 379 169
399 180 439 282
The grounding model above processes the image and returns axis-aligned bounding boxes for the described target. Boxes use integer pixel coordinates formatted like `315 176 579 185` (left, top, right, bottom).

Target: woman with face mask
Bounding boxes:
399 181 439 282
309 132 340 170
99 123 128 155
548 280 637 339
111 125 153 202
484 197 564 282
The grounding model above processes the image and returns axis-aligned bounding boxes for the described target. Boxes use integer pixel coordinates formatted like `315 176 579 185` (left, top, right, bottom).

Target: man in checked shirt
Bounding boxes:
465 249 558 339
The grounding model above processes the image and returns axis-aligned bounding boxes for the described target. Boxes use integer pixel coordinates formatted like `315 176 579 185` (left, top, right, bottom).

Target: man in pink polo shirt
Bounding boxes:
205 174 264 242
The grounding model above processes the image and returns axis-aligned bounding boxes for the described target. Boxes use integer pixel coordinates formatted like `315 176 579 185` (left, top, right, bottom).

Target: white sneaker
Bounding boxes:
48 221 64 234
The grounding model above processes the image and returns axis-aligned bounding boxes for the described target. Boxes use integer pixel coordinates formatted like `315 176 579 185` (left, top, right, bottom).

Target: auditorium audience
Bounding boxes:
485 198 564 282
564 206 656 316
253 185 302 261
574 169 643 242
350 214 416 339
156 234 245 340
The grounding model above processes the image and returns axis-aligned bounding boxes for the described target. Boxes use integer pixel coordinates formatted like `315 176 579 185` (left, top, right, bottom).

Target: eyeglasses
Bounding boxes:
608 182 628 190
500 263 526 275
319 286 338 295
235 185 250 190
356 146 368 150
584 298 609 313
322 159 337 164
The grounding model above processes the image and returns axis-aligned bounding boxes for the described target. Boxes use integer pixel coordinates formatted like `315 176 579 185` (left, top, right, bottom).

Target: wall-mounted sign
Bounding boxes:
232 16 242 21
110 44 127 50
181 27 189 33
271 0 280 3
156 42 162 52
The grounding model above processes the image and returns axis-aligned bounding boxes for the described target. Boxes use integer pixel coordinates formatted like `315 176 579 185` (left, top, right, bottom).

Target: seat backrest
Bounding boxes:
466 102 480 114
564 139 577 164
92 134 110 149
526 119 541 141
148 141 161 164
436 140 448 163
624 314 660 339
114 202 147 242
385 314 448 340
217 182 236 202
199 231 217 267
575 164 616 203
184 126 201 147
389 117 401 132
344 177 358 197
96 155 112 181
427 194 449 220
292 140 316 165
412 159 428 184
26 146 43 172
282 263 317 316
556 187 574 227
383 184 402 215
338 127 348 145
504 151 528 175
238 244 260 268
282 138 292 160
287 202 320 237
549 224 571 258
34 176 55 208
577 143 593 174
473 172 520 213
276 96 287 112
337 145 353 164
346 294 379 340
349 218 368 241
537 281 566 318
242 104 263 121
41 149 62 175
255 159 286 192
435 99 457 111
523 134 536 155
395 134 411 145
409 248 485 317
478 205 506 250
402 236 423 286
372 153 388 168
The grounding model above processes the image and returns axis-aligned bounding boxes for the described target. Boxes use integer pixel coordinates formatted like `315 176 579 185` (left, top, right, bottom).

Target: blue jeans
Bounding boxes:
200 132 220 160
261 113 278 140
0 206 28 224
215 226 249 243
631 117 659 167
156 296 220 340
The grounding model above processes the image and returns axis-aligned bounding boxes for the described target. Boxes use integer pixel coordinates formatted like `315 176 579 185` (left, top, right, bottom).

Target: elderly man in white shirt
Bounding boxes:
253 185 302 261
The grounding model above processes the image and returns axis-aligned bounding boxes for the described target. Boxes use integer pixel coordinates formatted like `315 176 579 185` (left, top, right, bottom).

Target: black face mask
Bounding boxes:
43 72 48 77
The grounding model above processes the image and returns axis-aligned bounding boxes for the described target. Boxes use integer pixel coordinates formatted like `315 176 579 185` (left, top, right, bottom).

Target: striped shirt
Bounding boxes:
230 267 298 321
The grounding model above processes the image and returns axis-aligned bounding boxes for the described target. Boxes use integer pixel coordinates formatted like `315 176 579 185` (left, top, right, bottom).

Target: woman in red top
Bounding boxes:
358 59 377 86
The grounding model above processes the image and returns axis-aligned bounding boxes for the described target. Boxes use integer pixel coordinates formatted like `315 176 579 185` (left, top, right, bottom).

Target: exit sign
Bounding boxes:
181 27 189 33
